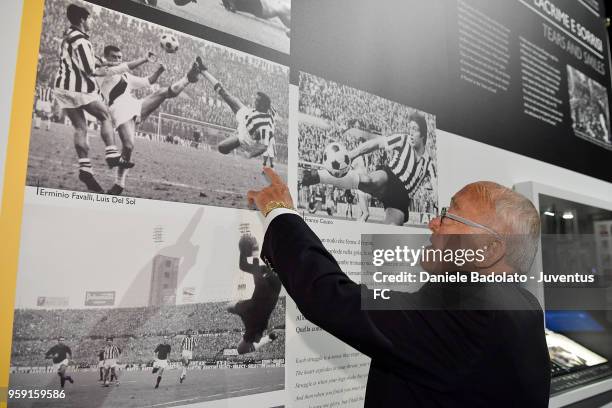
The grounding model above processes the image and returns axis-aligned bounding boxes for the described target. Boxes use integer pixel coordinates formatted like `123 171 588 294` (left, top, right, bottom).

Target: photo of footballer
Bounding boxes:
567 65 612 151
297 72 439 226
44 337 74 389
130 0 291 54
9 203 286 407
26 0 288 209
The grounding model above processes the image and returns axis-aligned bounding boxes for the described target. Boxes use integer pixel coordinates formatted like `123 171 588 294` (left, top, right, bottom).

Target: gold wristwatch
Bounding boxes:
263 201 294 217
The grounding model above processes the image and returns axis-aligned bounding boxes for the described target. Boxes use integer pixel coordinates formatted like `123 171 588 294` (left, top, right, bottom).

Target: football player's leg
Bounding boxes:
303 168 362 191
218 135 241 154
109 122 136 195
83 101 120 168
111 366 119 382
155 366 164 388
65 108 104 193
61 364 73 385
358 193 370 222
140 89 169 123
245 143 268 158
237 338 255 354
166 61 201 99
57 365 65 388
384 208 406 226
355 170 388 196
34 112 42 129
180 357 188 381
99 366 104 381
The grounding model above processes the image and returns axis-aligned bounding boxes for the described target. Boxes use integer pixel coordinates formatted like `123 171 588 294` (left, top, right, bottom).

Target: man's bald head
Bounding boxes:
456 181 540 274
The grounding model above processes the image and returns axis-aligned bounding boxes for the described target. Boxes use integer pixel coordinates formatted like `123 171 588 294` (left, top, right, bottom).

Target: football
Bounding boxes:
323 142 351 178
160 34 179 53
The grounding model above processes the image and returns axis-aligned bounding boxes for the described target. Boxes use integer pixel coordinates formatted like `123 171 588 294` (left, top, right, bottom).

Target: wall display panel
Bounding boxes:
8 193 286 408
443 0 612 179
125 0 291 55
3 0 612 406
296 72 439 227
289 0 612 182
28 0 289 210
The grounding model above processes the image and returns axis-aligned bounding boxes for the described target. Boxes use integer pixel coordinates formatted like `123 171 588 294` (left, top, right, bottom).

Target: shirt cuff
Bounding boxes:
264 208 299 234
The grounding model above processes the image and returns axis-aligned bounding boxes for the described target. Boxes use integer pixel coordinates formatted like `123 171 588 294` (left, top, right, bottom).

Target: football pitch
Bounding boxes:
9 367 284 408
25 123 287 209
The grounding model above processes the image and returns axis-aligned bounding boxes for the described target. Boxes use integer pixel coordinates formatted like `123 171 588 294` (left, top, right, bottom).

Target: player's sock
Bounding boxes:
66 375 73 384
78 158 93 174
60 375 65 388
99 368 103 381
105 146 121 167
168 77 190 97
115 166 129 188
34 116 41 129
46 119 51 131
318 169 360 189
155 376 162 388
77 160 104 193
252 335 274 351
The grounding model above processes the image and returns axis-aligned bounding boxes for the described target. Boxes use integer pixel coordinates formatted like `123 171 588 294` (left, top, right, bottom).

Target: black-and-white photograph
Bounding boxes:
297 72 439 227
28 0 288 209
130 0 290 54
567 65 611 151
9 203 285 408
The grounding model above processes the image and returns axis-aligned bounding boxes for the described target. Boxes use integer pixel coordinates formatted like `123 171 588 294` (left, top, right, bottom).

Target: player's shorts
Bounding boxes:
181 350 193 360
53 88 102 109
110 95 143 128
153 359 169 369
53 359 69 372
103 359 118 369
379 166 410 223
36 99 52 114
97 360 104 369
263 142 275 158
357 190 371 208
235 107 257 147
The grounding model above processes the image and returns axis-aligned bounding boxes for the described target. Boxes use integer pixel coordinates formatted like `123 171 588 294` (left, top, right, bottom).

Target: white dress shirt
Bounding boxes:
264 207 299 234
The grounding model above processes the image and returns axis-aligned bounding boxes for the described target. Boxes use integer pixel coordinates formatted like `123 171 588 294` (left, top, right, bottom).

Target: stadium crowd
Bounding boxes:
35 0 288 160
11 299 285 367
297 73 438 219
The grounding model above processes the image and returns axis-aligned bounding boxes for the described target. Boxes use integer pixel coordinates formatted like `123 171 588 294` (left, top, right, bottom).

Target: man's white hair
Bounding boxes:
470 182 541 274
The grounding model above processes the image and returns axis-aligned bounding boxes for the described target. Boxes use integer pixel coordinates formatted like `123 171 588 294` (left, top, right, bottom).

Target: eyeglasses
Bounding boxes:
438 207 503 240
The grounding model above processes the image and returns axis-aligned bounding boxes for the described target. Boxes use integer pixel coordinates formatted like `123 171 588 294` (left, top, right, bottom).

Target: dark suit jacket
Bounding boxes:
262 213 551 407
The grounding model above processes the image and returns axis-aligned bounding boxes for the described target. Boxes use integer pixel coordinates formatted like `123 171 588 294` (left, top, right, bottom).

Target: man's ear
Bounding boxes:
473 239 506 269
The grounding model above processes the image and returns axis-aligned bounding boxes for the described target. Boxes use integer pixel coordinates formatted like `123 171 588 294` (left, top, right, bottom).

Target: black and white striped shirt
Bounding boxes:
37 86 53 102
239 107 275 143
54 26 98 94
181 336 197 351
103 345 121 359
384 133 435 195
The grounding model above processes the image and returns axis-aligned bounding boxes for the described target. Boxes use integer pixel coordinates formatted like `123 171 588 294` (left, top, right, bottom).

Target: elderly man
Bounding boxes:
248 169 550 407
